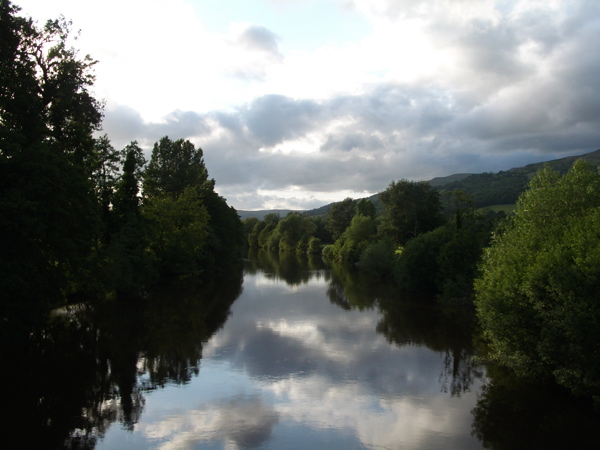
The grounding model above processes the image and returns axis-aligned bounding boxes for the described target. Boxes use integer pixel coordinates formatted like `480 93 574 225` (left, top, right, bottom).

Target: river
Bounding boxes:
3 250 599 449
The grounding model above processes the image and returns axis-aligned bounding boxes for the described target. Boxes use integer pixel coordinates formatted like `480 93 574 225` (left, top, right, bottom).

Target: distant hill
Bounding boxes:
238 149 600 219
440 149 600 207
302 193 382 218
237 209 303 221
428 173 473 187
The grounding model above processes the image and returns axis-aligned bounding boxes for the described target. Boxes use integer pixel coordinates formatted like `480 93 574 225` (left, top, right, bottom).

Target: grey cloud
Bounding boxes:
457 19 530 81
512 8 563 55
239 25 283 60
211 111 244 134
105 1 600 210
100 104 145 148
155 110 212 139
243 94 321 146
320 132 384 152
227 25 283 82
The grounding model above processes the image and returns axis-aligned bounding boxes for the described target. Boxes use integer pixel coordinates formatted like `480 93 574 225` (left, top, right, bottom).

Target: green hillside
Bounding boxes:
440 149 600 207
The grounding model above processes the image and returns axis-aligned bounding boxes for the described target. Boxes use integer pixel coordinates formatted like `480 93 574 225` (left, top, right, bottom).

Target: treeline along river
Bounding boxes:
2 250 599 449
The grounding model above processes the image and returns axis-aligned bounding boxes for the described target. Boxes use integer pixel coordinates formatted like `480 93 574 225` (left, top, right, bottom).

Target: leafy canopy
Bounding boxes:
475 160 600 397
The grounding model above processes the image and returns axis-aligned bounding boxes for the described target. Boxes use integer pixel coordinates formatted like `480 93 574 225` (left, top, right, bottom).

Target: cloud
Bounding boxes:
225 23 285 82
141 394 279 449
243 94 321 147
52 0 600 210
238 25 283 61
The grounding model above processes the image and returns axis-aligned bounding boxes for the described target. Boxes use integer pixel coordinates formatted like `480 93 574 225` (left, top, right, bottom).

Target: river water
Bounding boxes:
4 250 599 448
97 251 485 449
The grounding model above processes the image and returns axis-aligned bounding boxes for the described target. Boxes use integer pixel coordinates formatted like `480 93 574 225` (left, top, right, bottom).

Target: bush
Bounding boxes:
393 226 449 293
307 237 322 254
359 237 396 278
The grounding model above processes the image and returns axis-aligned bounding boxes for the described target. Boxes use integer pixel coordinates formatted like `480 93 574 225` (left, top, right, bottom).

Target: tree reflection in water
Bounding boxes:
471 365 600 449
324 258 483 397
246 248 326 286
324 257 600 446
1 263 243 449
376 299 482 397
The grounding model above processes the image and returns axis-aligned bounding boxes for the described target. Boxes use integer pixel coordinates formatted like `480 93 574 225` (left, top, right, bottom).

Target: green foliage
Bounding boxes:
393 226 450 294
358 236 396 277
441 170 529 207
142 136 244 269
242 217 259 240
307 237 322 254
328 214 377 263
436 223 488 305
440 150 600 208
143 187 210 277
276 212 317 253
379 179 444 245
143 136 208 199
248 220 266 248
475 160 600 397
310 215 332 243
197 180 245 262
356 198 377 219
258 222 276 248
392 199 492 304
326 197 356 241
248 212 322 254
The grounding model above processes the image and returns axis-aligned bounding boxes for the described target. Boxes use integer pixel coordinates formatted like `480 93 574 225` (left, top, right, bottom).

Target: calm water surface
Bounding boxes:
95 252 485 449
7 251 598 449
5 252 600 450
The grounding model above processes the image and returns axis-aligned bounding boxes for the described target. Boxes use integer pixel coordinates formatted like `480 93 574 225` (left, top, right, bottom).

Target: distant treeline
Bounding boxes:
243 181 503 305
0 2 244 337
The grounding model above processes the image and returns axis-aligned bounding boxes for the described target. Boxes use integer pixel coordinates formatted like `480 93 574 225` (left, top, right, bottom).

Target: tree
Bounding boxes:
475 160 600 398
142 136 243 269
242 217 259 238
143 136 208 199
0 1 103 334
379 179 443 245
326 197 356 241
356 198 377 219
248 220 266 248
90 135 121 244
103 142 150 294
329 214 377 263
276 212 317 253
309 216 332 243
143 187 210 276
112 142 145 227
197 179 245 263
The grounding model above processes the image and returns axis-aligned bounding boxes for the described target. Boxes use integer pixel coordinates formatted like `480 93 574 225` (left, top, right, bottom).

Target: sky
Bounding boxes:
15 0 600 211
